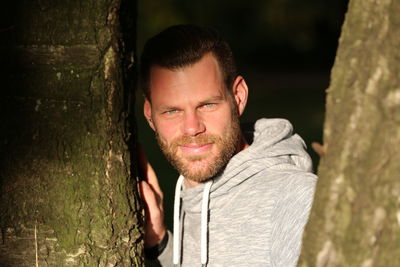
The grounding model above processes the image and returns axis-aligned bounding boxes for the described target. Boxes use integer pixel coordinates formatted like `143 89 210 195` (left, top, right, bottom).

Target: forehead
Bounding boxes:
148 53 226 102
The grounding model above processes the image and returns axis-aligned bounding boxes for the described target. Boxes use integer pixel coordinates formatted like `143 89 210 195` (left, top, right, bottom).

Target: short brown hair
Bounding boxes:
140 24 238 100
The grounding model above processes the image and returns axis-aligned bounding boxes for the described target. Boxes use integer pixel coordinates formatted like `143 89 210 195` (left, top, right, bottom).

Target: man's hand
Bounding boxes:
138 146 167 248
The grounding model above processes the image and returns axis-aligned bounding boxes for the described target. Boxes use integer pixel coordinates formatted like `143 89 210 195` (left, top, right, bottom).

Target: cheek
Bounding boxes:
154 120 180 142
204 110 234 134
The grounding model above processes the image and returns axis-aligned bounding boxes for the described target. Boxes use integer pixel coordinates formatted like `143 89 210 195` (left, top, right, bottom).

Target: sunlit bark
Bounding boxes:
300 0 400 266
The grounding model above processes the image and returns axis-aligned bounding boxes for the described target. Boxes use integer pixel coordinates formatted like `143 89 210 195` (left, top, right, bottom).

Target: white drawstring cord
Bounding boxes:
173 176 213 266
173 176 184 266
201 180 213 266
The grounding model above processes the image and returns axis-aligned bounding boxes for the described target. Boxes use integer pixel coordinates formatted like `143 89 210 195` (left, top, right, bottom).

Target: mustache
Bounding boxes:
171 134 220 147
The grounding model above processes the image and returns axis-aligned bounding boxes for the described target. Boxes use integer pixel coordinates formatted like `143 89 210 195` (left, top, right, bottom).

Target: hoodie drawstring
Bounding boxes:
201 180 213 266
173 176 213 266
173 176 184 266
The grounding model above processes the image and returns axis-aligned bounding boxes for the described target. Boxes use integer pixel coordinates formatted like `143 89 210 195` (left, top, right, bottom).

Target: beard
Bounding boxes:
156 115 242 183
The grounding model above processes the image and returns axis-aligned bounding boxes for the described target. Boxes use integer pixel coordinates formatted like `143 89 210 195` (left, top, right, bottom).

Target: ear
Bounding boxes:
143 98 156 131
231 75 248 116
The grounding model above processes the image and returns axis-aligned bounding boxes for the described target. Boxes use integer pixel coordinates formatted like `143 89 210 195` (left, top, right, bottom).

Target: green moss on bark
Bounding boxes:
0 0 142 265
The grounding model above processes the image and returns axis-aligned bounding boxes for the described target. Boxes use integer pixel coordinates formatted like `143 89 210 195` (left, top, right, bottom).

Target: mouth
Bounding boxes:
179 143 213 155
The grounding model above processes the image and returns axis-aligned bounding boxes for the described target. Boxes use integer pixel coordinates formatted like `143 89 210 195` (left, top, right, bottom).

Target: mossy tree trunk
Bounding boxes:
299 0 400 266
0 0 143 266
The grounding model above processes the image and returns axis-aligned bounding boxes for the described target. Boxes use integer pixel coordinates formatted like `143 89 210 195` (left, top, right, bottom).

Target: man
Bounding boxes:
139 24 317 266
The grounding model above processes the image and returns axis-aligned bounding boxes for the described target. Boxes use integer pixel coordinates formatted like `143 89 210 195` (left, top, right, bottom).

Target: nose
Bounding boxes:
182 111 205 136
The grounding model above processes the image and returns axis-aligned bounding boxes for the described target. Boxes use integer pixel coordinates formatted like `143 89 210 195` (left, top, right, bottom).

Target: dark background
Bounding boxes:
135 0 349 233
0 0 349 263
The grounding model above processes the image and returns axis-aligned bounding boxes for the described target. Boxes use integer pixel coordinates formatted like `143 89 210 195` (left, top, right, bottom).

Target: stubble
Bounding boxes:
156 115 242 183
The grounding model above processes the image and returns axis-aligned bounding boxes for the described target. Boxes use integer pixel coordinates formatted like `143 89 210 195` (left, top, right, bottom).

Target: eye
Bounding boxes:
163 109 178 115
202 103 215 108
199 103 218 112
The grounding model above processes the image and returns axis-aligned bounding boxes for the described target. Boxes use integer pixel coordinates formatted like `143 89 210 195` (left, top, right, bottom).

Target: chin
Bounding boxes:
179 158 223 182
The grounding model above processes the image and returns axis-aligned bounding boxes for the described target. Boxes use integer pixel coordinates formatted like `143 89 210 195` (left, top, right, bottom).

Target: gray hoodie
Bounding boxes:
157 118 317 267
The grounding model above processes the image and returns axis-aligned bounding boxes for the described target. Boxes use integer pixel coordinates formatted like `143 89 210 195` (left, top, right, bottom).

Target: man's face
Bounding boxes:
144 53 248 185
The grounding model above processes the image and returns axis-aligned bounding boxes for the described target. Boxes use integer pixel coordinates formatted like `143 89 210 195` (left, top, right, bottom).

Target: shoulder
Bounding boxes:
268 170 317 215
266 171 317 266
234 169 317 217
276 171 317 197
270 170 317 215
248 169 317 197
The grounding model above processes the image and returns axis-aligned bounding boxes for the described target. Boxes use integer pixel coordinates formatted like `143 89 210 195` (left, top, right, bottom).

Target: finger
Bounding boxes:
139 181 160 212
145 160 163 197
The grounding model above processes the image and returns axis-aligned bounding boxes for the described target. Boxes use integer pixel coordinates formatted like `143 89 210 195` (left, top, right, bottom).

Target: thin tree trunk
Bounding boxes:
299 0 400 266
0 0 143 266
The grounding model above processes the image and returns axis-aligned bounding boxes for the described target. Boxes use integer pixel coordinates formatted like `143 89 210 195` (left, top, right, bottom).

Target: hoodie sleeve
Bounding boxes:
270 172 317 267
156 230 173 267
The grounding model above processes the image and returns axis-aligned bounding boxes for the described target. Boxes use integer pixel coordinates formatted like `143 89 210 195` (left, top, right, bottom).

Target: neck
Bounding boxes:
184 179 201 188
238 135 250 151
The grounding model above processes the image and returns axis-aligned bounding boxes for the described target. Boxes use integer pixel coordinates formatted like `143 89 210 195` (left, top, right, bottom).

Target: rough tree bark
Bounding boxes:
299 0 400 266
0 0 143 266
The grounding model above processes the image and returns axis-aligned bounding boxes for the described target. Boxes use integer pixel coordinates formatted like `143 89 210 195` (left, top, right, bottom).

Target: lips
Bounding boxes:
179 143 213 155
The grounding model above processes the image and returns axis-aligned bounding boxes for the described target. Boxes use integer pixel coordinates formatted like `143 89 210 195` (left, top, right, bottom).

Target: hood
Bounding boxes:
172 118 314 266
180 118 313 213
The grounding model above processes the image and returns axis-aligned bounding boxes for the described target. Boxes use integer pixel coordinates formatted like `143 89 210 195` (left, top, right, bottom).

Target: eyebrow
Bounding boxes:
156 95 225 112
155 104 180 112
198 95 225 105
